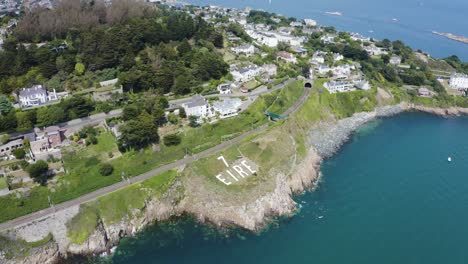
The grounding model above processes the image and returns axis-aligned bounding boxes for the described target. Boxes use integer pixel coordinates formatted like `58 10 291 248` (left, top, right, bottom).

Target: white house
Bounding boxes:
182 95 213 118
304 19 317 27
231 65 263 82
389 56 402 65
19 85 58 108
333 53 344 62
354 80 371 91
99 78 119 87
311 55 325 64
290 21 303 27
277 51 297 64
258 33 279 47
449 74 468 89
213 98 242 119
317 64 332 75
324 81 355 93
217 83 233 94
232 44 255 55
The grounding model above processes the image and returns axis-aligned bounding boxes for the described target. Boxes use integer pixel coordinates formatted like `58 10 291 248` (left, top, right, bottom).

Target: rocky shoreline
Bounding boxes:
3 102 468 264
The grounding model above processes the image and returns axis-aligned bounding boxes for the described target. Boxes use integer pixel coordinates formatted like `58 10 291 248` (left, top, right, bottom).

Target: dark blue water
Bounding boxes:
187 0 468 60
97 112 468 263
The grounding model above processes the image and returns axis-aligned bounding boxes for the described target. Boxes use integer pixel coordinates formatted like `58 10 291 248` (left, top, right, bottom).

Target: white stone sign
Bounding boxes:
215 155 257 185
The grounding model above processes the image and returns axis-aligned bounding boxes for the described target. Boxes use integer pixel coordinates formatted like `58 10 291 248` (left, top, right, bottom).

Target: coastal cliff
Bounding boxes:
2 102 465 264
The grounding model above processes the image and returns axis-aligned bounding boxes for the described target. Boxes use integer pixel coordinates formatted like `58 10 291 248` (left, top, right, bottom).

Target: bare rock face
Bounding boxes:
1 243 60 264
403 102 468 116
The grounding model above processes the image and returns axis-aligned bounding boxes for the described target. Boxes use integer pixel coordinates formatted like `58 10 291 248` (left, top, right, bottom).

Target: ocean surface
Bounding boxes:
82 112 468 264
187 0 468 61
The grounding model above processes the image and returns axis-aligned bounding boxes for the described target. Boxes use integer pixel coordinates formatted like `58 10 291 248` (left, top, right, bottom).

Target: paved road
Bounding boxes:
0 79 310 232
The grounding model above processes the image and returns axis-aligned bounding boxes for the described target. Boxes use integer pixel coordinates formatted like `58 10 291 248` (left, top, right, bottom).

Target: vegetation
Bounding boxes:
67 170 178 244
99 163 114 176
26 160 49 185
163 133 182 146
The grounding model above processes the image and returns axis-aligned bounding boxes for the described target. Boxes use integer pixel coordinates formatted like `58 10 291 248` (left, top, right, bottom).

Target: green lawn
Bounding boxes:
0 80 304 224
0 178 7 190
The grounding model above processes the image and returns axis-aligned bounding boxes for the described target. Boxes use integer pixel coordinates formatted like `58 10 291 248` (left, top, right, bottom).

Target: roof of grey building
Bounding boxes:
19 85 47 98
185 95 207 108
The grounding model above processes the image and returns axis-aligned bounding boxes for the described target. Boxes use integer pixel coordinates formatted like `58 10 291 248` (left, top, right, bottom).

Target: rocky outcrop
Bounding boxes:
402 102 468 117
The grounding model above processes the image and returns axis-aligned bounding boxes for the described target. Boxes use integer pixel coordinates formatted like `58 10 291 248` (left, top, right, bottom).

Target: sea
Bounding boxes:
79 112 468 264
188 0 468 61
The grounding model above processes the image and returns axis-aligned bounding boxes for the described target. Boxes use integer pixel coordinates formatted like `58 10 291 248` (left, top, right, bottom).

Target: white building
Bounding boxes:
213 98 242 119
290 21 303 27
277 51 297 64
311 55 325 64
99 78 119 87
324 81 355 93
231 65 263 82
217 83 233 94
19 85 58 108
317 64 332 75
304 19 317 27
389 56 402 65
333 53 344 62
324 80 371 93
182 95 213 118
232 44 255 55
354 80 371 91
449 74 468 89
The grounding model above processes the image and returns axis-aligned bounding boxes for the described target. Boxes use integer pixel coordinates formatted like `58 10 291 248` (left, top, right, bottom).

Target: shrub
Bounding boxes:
163 134 182 146
26 160 49 185
99 163 114 176
12 148 26 159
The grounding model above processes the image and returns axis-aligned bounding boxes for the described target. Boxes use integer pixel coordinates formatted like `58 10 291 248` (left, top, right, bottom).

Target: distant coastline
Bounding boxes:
324 11 343 16
432 31 468 45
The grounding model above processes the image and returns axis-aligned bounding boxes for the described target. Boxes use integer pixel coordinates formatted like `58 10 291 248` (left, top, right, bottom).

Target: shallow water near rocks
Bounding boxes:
83 112 468 264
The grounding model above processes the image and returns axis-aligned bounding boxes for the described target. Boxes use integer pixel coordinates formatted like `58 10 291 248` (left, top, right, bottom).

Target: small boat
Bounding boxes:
448 157 452 162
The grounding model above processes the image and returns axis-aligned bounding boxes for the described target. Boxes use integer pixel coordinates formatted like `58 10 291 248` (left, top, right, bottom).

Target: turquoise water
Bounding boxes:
186 0 468 60
84 112 468 263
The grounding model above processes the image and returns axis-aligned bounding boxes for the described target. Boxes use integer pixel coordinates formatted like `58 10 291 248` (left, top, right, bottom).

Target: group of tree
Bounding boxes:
0 95 95 133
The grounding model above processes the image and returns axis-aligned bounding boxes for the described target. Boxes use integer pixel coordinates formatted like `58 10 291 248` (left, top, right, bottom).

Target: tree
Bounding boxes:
119 112 159 150
188 115 198 127
74 63 85 75
179 108 187 118
167 113 179 125
0 96 12 116
26 160 49 185
177 39 192 55
122 104 140 121
99 163 114 176
163 133 182 146
13 148 26 159
16 111 33 132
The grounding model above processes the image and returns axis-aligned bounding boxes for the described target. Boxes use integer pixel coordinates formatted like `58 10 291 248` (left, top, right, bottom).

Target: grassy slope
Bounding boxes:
0 178 7 190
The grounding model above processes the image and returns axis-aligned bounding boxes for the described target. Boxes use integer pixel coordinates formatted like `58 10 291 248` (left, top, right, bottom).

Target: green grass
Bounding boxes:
0 80 304 224
67 170 178 244
0 177 7 190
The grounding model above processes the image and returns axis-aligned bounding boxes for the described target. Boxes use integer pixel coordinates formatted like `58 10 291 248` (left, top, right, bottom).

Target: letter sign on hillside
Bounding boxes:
215 156 258 185
217 156 229 168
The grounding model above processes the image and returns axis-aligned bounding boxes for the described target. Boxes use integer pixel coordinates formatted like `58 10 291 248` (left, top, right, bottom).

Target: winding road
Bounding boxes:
0 79 311 232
